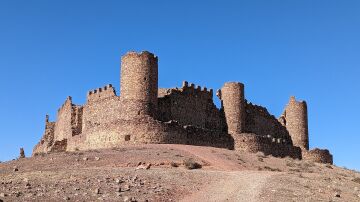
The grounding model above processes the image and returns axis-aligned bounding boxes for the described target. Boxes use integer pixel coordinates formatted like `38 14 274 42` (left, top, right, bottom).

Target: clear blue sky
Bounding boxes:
0 1 359 170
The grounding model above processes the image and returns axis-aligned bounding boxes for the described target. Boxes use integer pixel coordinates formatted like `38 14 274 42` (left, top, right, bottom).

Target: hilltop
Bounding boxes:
1 144 359 202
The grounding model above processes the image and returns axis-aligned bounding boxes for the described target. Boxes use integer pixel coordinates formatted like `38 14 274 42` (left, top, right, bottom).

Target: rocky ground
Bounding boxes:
0 144 359 202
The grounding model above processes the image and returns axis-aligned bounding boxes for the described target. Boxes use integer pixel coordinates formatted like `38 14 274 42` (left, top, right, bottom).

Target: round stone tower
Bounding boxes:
120 51 158 117
219 82 246 135
284 96 309 150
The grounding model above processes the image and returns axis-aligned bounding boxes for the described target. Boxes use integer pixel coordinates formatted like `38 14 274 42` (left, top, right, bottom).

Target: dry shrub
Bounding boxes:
170 162 179 167
183 159 202 170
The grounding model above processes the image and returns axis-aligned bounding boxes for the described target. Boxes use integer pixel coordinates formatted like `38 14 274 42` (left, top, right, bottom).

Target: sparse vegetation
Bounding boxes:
170 162 179 167
263 166 282 172
183 159 202 170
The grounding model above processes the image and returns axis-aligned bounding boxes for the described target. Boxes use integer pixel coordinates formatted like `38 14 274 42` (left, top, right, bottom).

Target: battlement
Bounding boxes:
87 84 116 103
181 81 214 97
158 81 214 100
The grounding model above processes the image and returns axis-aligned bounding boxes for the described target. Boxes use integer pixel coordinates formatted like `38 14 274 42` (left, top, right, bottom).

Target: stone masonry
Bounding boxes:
33 51 333 164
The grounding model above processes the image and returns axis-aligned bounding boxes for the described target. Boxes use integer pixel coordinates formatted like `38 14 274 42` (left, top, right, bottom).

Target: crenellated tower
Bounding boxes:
218 82 246 135
120 51 158 117
283 96 309 150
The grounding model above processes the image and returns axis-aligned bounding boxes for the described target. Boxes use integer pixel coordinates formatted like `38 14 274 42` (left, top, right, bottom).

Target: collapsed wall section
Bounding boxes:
32 115 56 155
158 81 224 131
33 96 84 155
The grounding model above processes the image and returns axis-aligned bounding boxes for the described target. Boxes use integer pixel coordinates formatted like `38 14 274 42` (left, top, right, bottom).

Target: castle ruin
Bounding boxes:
33 51 333 164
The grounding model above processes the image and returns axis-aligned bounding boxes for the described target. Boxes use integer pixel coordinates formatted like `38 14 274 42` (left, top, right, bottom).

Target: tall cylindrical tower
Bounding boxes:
120 51 158 117
284 96 309 150
219 82 245 135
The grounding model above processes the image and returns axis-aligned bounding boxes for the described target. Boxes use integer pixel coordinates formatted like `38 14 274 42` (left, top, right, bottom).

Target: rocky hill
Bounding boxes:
0 144 359 202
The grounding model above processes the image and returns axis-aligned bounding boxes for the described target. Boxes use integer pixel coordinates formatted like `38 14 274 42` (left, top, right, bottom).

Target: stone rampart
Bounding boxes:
303 148 333 164
245 101 292 142
234 133 302 159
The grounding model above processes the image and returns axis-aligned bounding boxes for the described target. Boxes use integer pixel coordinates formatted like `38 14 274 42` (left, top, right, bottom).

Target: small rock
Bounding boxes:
25 183 31 189
63 196 70 200
0 193 6 197
23 178 29 183
123 196 130 202
83 157 88 161
334 193 341 197
95 157 100 161
95 188 100 194
74 187 80 191
123 184 130 191
357 194 360 198
354 187 359 191
137 162 142 166
115 178 123 184
116 187 122 192
13 166 19 172
136 163 151 170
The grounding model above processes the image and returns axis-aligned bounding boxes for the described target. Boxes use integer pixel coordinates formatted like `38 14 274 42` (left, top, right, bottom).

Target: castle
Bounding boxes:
33 51 333 164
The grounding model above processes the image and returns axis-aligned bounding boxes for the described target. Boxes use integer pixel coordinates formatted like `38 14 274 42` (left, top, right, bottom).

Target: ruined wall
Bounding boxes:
53 97 73 141
53 96 83 142
157 81 224 131
218 82 245 135
120 51 158 117
32 116 56 155
283 96 309 150
244 102 292 142
303 148 333 164
234 133 302 159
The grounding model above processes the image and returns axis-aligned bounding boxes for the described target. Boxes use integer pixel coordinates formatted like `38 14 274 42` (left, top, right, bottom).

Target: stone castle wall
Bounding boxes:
158 81 224 131
303 148 333 164
233 133 302 159
53 96 83 141
32 50 332 164
244 102 292 142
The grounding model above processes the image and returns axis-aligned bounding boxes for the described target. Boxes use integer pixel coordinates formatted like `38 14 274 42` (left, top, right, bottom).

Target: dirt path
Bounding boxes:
179 170 274 202
153 144 274 202
156 144 244 171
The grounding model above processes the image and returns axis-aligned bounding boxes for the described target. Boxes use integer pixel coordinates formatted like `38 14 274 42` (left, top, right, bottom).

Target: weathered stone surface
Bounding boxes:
32 50 332 164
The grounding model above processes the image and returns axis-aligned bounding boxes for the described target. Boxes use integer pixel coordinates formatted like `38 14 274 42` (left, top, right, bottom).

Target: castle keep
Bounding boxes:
33 51 333 164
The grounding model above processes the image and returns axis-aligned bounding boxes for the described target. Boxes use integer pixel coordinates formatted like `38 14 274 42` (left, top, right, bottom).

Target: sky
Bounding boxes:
0 1 359 170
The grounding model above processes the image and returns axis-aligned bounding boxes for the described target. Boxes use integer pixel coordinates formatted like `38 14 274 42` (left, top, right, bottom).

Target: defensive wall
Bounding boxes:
32 50 332 164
